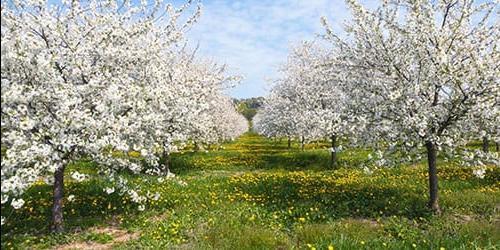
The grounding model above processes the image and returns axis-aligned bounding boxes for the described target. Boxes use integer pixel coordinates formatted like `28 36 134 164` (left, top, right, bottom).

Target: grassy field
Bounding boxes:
1 132 499 249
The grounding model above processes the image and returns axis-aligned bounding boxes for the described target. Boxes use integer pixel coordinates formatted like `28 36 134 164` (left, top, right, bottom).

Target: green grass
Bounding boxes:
1 132 499 249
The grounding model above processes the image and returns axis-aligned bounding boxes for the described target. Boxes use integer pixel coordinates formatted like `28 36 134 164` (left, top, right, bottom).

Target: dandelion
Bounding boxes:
67 194 75 202
328 245 334 250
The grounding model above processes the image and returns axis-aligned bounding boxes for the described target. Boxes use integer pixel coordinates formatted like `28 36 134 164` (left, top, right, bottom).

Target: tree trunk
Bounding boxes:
51 165 66 233
331 134 337 169
496 142 499 152
425 141 441 214
482 136 489 152
194 141 199 152
287 137 291 149
300 136 305 151
163 151 171 174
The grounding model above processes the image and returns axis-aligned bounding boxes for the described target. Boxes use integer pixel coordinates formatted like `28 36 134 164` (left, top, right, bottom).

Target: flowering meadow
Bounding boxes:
1 132 498 249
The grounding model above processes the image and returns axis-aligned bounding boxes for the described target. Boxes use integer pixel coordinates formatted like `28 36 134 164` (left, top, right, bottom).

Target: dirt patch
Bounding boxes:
55 227 139 250
342 218 380 228
148 212 172 223
453 214 474 223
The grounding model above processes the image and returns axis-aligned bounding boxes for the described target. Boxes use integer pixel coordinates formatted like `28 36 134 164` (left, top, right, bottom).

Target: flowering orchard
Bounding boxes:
1 0 247 232
255 0 499 213
1 0 499 246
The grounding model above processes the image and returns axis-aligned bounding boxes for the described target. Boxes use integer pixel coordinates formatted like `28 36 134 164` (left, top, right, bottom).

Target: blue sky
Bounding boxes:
182 0 377 98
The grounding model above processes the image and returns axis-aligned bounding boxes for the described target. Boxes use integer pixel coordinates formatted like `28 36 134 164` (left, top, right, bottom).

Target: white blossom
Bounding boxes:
363 167 373 175
473 168 486 179
152 193 161 201
104 187 115 195
1 194 8 204
11 198 25 209
71 172 86 182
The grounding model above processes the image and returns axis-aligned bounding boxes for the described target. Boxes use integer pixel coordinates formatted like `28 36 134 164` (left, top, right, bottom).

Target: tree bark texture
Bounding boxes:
51 165 66 233
425 141 441 214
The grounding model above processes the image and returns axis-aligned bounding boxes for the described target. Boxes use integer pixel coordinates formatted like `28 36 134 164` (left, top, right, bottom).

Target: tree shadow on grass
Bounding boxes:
170 148 372 175
228 172 431 225
168 133 374 174
257 151 330 171
0 178 176 244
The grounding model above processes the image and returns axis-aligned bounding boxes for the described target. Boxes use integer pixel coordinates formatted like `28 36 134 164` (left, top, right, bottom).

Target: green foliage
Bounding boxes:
234 97 263 121
2 133 499 249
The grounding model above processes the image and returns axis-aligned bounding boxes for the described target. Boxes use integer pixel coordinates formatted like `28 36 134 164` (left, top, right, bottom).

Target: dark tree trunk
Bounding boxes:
331 134 337 169
496 142 499 152
482 137 489 152
194 141 199 152
162 151 171 174
287 137 291 149
300 136 305 151
51 165 66 233
425 141 441 214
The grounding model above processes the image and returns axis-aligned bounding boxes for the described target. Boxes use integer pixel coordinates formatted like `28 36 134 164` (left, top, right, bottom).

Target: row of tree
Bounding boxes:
254 0 499 214
1 0 247 232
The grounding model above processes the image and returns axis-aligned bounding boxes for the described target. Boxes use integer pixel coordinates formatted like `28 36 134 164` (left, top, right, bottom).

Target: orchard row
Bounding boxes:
254 0 499 214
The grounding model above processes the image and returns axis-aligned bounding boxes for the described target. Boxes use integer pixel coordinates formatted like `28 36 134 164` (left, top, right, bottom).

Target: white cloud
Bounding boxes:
185 0 377 98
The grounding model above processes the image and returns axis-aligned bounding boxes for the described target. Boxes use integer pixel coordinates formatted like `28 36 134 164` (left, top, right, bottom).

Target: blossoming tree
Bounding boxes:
322 0 499 213
1 0 245 232
254 42 356 167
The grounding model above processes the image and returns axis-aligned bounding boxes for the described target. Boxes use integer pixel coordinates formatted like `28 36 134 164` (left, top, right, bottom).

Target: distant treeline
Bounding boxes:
233 97 264 121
